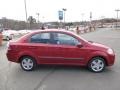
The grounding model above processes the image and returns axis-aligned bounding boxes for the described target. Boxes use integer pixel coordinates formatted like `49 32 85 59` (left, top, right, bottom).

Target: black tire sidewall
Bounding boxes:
6 36 10 41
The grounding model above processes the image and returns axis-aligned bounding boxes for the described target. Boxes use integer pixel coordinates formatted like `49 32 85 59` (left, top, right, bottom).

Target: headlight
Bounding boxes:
107 48 114 55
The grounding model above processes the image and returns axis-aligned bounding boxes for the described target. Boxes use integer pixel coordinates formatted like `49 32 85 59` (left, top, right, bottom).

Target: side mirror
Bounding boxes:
88 41 93 43
76 43 83 48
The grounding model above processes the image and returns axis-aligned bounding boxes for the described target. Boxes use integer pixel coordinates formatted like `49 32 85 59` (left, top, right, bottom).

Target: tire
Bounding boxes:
20 56 37 71
6 36 10 41
88 57 106 73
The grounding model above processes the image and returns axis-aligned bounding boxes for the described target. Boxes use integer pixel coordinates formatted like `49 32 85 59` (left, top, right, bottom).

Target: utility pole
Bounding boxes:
101 16 105 28
90 12 92 31
115 9 120 29
36 13 40 29
36 13 40 23
24 0 28 29
90 12 92 22
81 13 85 28
62 8 67 28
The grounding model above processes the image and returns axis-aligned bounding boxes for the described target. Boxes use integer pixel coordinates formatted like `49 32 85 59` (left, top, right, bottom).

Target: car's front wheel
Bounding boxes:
20 56 37 71
88 57 106 73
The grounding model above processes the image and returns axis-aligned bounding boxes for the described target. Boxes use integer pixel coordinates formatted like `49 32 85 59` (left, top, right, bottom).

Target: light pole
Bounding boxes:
24 0 28 29
101 16 105 28
90 12 92 22
62 8 67 28
90 12 92 31
36 13 40 23
115 9 120 28
81 13 85 27
42 16 45 30
24 0 28 22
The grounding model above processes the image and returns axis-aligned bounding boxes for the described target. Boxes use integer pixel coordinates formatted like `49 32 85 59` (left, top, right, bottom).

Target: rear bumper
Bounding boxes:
6 50 19 63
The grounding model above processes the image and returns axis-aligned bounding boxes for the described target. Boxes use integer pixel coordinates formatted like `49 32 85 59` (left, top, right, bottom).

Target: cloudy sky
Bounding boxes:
0 0 120 22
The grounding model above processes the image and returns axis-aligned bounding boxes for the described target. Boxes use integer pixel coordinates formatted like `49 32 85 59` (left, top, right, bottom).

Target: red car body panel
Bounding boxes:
6 29 115 66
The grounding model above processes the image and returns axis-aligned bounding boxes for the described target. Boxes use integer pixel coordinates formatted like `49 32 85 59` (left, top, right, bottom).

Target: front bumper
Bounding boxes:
107 53 115 66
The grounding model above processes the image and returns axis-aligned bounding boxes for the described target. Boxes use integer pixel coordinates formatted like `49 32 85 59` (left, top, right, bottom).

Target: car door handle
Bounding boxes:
28 46 36 49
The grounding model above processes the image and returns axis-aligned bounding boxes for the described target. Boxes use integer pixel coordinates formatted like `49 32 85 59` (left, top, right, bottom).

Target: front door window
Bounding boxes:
53 33 79 46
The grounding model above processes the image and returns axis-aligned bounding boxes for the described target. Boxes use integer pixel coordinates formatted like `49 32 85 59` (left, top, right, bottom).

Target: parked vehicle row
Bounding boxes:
1 30 32 40
18 30 32 35
2 30 14 40
69 26 89 32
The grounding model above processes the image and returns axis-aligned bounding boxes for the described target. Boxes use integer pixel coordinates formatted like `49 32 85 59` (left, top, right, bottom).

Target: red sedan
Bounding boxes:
6 29 115 72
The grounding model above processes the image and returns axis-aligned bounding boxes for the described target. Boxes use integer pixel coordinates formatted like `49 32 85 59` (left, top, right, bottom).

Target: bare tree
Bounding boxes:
28 16 36 29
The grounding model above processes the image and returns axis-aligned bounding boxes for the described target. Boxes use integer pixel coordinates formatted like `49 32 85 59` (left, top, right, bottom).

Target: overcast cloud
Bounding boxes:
0 0 120 22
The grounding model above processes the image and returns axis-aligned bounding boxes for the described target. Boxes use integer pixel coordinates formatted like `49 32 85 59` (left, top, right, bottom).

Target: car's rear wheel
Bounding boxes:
88 57 106 73
20 56 37 71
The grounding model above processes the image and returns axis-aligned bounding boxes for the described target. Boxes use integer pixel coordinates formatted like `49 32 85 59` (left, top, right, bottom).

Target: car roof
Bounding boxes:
30 29 75 35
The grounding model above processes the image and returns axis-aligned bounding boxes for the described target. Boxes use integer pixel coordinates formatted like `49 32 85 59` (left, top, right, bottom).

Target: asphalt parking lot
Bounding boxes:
0 28 120 90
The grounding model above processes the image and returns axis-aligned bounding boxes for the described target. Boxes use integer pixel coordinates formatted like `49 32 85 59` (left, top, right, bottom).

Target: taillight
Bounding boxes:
10 34 14 38
7 42 9 48
7 42 11 50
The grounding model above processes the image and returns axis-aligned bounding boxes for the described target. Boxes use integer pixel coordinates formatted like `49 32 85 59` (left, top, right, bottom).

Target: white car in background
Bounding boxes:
2 30 15 40
18 30 32 35
69 27 76 31
2 32 12 40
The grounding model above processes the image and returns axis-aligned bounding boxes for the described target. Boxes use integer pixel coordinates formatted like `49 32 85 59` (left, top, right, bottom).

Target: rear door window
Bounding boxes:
30 32 51 44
